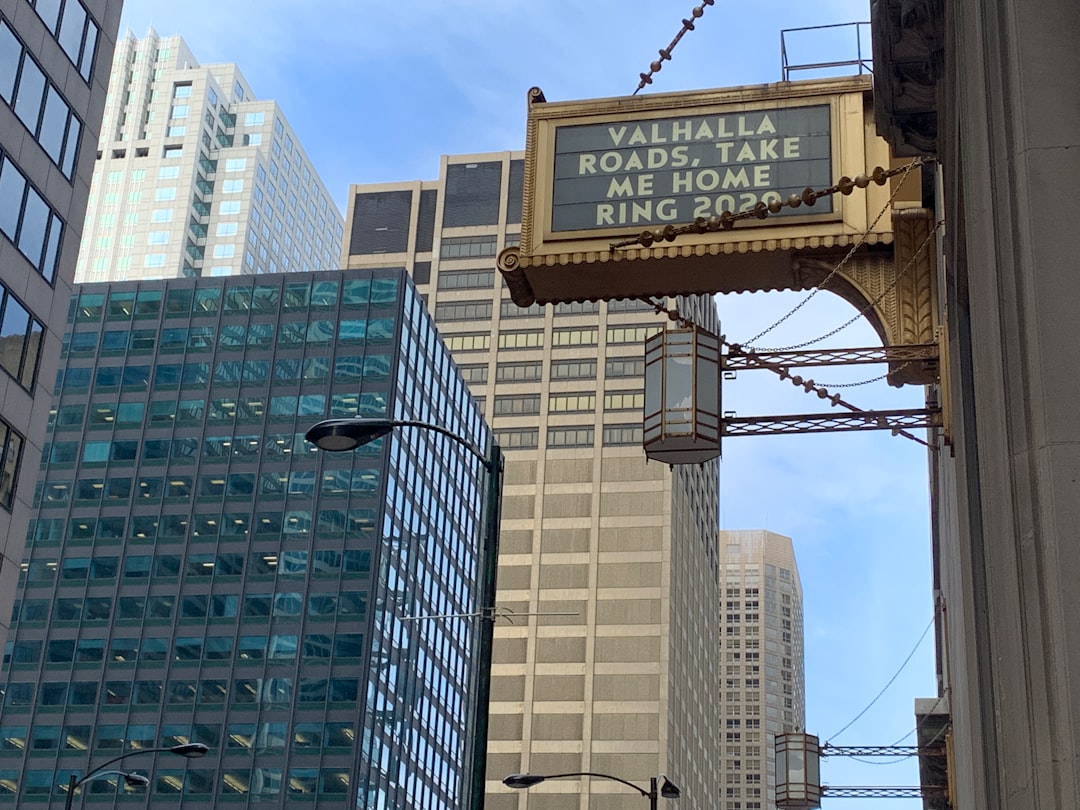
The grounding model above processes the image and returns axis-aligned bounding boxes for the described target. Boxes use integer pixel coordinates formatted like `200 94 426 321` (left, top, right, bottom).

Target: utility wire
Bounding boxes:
827 613 935 743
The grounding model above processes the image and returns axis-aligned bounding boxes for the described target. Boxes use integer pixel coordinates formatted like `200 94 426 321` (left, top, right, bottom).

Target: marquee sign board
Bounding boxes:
499 76 915 307
551 105 834 233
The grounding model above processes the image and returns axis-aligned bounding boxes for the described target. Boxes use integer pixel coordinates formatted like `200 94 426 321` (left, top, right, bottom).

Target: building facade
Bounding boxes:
344 152 722 810
0 0 122 640
76 31 343 283
718 530 804 810
873 2 1080 808
0 268 490 809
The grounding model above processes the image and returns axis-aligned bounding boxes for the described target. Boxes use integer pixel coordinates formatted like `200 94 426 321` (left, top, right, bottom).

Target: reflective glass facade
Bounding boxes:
0 269 491 809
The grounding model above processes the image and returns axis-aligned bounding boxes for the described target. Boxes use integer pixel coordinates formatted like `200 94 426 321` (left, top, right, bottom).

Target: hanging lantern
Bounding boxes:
643 325 721 464
775 733 822 809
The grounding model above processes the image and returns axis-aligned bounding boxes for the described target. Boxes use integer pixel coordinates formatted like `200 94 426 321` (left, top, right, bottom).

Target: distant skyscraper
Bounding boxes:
76 30 343 283
0 0 122 639
718 530 805 810
344 152 722 809
0 268 489 808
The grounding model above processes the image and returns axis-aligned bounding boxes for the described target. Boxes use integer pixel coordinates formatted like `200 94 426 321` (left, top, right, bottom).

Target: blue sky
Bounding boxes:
118 1 934 804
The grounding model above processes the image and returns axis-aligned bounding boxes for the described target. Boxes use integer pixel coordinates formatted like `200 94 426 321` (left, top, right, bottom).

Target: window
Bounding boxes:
498 330 543 350
494 395 540 416
444 333 490 352
607 325 663 343
151 208 173 223
603 424 643 445
155 187 177 201
606 356 645 378
0 154 65 281
434 300 492 321
549 393 596 412
219 200 241 215
551 359 596 380
222 179 244 193
548 426 594 447
494 428 539 450
0 21 83 176
500 299 544 318
552 327 598 346
436 269 494 290
604 390 645 410
458 364 488 384
225 158 247 172
439 234 498 259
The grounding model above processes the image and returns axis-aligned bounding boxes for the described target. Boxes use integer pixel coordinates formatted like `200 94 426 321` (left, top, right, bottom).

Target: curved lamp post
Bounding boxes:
504 772 681 810
306 417 503 810
65 743 208 810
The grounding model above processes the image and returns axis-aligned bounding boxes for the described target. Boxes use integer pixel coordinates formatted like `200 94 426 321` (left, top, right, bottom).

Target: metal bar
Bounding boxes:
723 344 939 370
823 745 943 757
822 786 941 799
721 408 941 437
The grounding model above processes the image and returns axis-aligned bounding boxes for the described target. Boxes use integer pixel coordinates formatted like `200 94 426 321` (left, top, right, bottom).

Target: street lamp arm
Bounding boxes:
517 772 651 797
76 748 171 786
386 419 491 469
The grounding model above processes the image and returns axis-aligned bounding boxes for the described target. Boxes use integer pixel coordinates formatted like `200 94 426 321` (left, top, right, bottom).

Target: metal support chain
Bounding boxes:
610 159 928 252
633 0 715 94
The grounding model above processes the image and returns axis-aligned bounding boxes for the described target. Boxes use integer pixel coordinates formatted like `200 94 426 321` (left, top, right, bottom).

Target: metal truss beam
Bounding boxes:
823 745 942 758
722 408 941 437
722 343 939 371
823 786 939 799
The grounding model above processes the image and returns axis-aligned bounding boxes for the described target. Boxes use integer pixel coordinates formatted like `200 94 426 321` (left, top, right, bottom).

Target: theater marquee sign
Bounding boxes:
498 76 940 387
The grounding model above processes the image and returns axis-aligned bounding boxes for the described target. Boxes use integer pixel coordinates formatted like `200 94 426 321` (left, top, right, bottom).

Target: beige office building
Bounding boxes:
344 152 721 809
718 531 804 810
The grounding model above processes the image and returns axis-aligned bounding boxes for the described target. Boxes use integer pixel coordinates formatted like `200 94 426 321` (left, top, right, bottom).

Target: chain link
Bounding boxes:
633 0 715 95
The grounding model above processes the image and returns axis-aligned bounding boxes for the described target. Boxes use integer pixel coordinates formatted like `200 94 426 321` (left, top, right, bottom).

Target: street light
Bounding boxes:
503 771 681 810
65 743 208 810
305 417 503 810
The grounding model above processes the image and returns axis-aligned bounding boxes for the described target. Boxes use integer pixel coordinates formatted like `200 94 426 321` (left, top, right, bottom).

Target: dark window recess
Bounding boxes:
414 189 437 253
349 191 411 255
507 160 524 225
413 261 431 286
442 162 501 227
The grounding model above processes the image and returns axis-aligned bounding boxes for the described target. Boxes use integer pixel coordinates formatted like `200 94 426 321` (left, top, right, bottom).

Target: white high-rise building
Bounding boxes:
76 30 342 283
718 530 805 810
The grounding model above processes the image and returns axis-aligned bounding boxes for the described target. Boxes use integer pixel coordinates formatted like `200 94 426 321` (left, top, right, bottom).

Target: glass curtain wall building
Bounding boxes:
0 268 490 809
344 153 722 810
0 0 122 640
76 31 343 283
718 530 805 810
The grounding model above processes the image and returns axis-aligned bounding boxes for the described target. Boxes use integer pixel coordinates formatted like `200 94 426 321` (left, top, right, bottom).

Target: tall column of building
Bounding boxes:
0 0 123 637
344 152 722 810
718 530 805 810
76 31 343 283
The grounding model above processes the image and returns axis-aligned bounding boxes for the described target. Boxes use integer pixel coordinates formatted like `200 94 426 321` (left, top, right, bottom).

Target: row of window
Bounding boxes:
66 320 396 364
1 719 352 754
39 466 382 505
2 675 359 709
28 505 377 546
44 433 380 473
20 549 373 586
5 631 366 667
0 17 83 176
494 424 643 450
24 0 99 81
444 325 661 353
493 391 644 415
0 767 350 798
0 417 23 512
12 590 367 625
71 277 394 322
0 150 64 281
51 390 387 428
